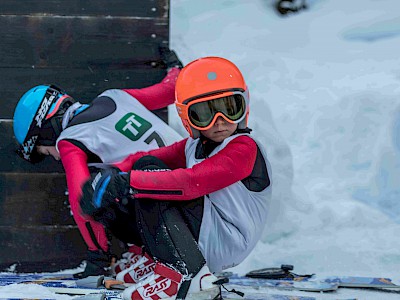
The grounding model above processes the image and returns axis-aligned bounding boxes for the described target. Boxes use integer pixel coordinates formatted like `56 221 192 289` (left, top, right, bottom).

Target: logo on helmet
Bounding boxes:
207 71 217 80
35 90 58 127
22 135 38 159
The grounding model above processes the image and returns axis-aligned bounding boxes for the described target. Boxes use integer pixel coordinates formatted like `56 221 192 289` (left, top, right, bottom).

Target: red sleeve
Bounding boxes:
58 140 109 252
129 135 258 200
122 68 179 110
114 138 188 172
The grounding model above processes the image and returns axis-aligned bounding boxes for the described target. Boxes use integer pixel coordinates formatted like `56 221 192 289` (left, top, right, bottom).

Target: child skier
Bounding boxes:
80 56 272 299
12 47 184 278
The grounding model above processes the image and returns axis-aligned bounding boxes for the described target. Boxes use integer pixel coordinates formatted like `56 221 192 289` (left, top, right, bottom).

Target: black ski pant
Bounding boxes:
106 155 206 276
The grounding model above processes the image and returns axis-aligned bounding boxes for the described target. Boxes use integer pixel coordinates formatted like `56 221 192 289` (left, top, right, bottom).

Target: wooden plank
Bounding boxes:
0 67 167 119
0 225 126 272
0 0 168 18
0 171 126 270
0 0 170 271
0 15 168 68
0 173 69 225
0 225 87 272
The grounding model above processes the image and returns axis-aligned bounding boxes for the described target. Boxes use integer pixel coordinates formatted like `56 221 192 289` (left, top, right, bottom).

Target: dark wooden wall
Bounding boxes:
0 0 170 272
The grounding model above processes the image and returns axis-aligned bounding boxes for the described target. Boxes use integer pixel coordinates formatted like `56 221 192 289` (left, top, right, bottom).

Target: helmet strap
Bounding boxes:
235 127 252 134
195 134 222 159
50 116 63 138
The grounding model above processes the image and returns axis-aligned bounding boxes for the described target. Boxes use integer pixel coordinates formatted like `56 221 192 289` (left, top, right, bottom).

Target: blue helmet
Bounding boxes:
13 85 75 162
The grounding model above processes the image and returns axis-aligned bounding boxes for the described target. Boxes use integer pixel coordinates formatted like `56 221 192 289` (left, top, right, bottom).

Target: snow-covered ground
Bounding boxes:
2 0 400 299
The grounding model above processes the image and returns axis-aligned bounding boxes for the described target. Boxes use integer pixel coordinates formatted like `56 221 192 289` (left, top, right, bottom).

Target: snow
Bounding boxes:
2 0 400 299
169 0 400 298
0 283 72 299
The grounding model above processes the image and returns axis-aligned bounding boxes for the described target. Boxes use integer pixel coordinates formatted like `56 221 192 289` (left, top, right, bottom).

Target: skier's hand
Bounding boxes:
80 167 131 219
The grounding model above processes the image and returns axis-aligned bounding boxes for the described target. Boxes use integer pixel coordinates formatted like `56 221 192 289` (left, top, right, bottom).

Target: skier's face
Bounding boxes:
200 116 238 142
36 145 61 161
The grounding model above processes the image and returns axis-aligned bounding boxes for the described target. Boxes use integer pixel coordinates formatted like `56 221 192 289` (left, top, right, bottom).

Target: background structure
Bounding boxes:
0 0 170 272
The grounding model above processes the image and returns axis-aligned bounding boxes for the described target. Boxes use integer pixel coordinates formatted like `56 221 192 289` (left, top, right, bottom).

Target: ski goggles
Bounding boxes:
178 91 248 130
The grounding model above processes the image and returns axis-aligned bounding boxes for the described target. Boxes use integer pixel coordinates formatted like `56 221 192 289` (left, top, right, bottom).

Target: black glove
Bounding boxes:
159 46 184 69
80 167 131 223
74 250 114 278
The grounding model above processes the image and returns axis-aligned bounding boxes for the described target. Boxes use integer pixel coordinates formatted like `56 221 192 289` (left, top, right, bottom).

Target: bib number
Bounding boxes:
144 131 165 148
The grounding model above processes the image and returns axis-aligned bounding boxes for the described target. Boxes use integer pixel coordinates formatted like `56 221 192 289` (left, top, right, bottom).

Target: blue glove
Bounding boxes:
80 167 131 221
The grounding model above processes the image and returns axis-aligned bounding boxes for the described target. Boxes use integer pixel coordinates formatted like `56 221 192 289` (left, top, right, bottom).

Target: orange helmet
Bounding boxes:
175 57 249 138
